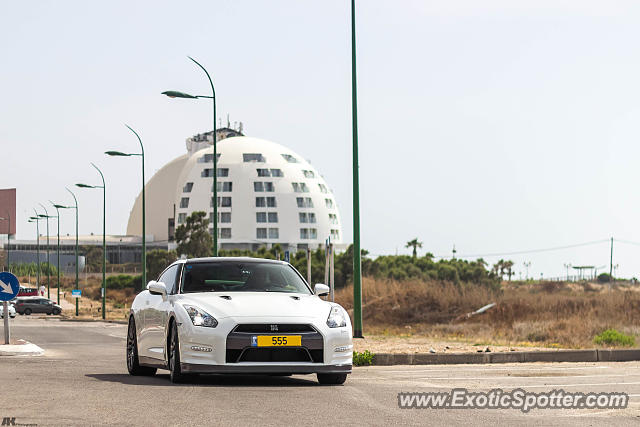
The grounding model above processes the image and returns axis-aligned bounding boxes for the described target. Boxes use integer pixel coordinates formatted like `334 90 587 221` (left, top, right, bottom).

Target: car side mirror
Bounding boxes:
314 284 330 296
147 281 167 296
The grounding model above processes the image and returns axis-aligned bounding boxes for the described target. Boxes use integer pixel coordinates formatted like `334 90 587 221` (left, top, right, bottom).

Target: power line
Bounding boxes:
431 239 611 259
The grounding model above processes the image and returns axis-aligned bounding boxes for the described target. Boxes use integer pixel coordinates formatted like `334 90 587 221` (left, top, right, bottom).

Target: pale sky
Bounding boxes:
3 1 640 279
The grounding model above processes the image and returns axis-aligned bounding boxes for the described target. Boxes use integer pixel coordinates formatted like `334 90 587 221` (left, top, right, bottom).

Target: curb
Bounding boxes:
371 349 639 365
0 342 44 356
59 318 127 325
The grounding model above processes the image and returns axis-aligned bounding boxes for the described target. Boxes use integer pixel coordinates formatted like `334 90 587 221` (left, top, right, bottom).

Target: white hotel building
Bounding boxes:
126 128 343 252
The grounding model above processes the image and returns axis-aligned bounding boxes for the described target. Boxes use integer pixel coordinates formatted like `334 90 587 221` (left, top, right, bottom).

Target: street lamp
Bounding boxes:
66 188 79 316
76 162 106 319
162 56 218 257
49 201 65 305
350 0 363 338
38 203 52 299
0 213 11 272
106 124 147 289
27 211 42 291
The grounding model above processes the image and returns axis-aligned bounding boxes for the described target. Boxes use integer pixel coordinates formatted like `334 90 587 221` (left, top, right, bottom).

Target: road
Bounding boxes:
1 316 640 426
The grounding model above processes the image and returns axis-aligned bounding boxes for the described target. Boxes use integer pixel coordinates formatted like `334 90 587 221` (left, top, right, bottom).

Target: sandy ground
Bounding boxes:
353 335 558 354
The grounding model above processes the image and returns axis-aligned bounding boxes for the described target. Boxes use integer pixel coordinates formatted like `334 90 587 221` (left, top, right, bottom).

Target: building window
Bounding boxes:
308 213 316 223
299 212 308 223
256 228 267 239
212 197 232 207
220 212 231 223
270 168 283 177
219 228 232 239
202 168 229 177
257 168 270 177
264 182 274 192
297 197 314 208
266 196 277 207
183 182 194 193
268 212 278 223
292 182 309 193
302 170 315 178
254 182 264 192
214 182 232 192
310 228 317 239
254 182 274 192
243 153 266 162
281 154 298 163
325 198 334 208
331 229 340 240
197 153 221 163
318 183 328 193
300 228 317 239
177 213 186 224
180 197 189 208
256 212 267 223
256 197 266 207
329 213 338 224
268 228 279 239
300 228 309 239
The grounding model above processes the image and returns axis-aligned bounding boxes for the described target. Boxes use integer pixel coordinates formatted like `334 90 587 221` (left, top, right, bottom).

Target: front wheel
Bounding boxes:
168 322 188 383
317 373 348 385
52 309 61 315
126 316 156 376
24 308 32 315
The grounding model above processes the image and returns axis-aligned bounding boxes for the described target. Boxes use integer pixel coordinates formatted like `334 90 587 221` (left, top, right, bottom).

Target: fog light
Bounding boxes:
191 345 213 352
334 345 352 352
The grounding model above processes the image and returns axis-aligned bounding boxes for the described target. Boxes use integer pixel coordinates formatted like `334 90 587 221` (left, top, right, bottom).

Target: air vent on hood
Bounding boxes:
219 295 232 300
289 295 300 300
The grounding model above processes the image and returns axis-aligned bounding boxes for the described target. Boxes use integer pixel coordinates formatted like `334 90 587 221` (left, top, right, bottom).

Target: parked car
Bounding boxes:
17 287 39 297
14 297 62 315
127 257 353 384
0 303 16 318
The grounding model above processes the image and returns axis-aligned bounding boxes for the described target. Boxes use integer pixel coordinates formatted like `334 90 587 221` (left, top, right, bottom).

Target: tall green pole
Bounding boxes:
31 210 40 289
39 203 50 299
51 203 61 305
92 163 107 320
66 188 79 316
351 0 363 338
188 56 218 257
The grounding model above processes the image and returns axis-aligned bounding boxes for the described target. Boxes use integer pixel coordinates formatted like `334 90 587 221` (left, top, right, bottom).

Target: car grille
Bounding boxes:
232 324 316 333
226 324 324 363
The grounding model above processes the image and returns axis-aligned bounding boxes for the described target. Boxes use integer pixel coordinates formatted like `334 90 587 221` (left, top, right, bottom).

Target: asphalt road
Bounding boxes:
1 316 640 426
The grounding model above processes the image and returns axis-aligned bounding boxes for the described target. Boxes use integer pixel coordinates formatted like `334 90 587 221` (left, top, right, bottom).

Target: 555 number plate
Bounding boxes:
252 335 302 347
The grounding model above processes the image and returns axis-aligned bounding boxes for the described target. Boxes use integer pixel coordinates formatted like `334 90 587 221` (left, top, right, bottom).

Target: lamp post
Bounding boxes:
0 214 11 272
162 56 218 256
66 188 79 316
49 202 62 304
76 162 106 319
28 212 42 290
350 0 363 338
106 124 146 289
38 203 52 299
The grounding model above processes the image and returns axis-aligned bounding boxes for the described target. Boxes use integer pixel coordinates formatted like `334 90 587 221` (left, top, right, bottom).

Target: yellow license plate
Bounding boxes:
256 335 302 347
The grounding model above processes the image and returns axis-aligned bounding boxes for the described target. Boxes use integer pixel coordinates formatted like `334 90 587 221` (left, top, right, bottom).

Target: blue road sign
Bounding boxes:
0 272 20 301
72 289 81 298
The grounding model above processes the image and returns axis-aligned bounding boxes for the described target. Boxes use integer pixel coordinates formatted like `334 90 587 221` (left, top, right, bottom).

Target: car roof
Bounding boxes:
180 257 287 265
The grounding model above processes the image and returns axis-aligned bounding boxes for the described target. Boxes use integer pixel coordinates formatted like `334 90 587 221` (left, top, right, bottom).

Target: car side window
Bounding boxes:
158 265 179 295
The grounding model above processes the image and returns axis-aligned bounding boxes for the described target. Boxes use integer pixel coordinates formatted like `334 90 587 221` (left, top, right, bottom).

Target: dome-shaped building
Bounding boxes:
126 129 342 252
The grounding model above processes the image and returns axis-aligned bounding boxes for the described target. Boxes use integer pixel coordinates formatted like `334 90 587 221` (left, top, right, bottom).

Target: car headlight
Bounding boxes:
326 305 347 328
183 305 218 328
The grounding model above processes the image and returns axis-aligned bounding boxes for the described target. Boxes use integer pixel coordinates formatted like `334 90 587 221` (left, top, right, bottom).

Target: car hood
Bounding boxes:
174 292 332 320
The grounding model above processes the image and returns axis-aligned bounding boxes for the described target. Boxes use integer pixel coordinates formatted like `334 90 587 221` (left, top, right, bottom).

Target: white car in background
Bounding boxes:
0 303 16 318
127 258 353 384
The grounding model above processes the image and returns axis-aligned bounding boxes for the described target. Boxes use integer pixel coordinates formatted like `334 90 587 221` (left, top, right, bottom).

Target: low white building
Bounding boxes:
126 128 343 252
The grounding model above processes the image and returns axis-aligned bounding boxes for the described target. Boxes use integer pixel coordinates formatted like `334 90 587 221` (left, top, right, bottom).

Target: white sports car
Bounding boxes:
127 257 353 384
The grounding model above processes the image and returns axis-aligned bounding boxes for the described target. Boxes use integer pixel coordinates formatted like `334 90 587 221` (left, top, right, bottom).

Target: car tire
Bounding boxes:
168 322 188 384
24 308 32 315
126 317 157 376
52 309 61 315
316 373 348 385
46 312 52 316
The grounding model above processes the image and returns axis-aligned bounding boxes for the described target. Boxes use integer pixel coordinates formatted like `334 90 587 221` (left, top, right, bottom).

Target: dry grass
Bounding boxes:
336 278 640 348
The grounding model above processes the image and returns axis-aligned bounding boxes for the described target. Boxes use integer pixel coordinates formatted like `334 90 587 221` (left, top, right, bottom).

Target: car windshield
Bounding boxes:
181 262 311 294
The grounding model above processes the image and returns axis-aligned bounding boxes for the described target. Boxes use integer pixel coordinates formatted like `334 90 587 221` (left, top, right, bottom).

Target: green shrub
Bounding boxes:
353 350 374 366
106 274 142 290
593 329 635 347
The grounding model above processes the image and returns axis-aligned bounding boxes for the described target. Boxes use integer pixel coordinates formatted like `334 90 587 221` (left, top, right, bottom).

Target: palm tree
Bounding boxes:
405 238 423 258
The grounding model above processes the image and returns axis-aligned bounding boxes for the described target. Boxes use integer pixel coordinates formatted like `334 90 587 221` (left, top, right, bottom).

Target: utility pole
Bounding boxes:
609 237 613 290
